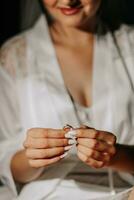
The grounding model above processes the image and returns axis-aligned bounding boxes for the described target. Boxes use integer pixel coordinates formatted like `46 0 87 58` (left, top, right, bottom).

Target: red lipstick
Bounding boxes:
59 7 82 16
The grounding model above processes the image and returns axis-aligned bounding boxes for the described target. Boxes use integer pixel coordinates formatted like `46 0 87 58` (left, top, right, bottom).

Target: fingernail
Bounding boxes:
60 152 68 159
64 145 73 151
68 139 77 145
65 130 77 139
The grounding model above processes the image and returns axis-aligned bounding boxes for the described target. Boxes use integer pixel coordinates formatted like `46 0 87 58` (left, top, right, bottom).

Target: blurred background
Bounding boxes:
1 0 134 46
1 0 41 46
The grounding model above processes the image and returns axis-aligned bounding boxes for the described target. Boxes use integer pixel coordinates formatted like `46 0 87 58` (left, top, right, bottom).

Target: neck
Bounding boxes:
50 19 96 47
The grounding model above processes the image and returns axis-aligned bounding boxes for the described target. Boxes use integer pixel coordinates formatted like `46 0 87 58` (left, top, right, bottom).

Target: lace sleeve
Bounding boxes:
0 35 27 197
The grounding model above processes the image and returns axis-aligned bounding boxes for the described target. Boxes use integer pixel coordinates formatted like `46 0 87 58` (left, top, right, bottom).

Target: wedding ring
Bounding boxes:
63 124 74 130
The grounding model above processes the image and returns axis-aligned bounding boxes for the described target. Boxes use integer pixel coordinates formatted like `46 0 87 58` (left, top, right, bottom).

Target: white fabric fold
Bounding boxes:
0 15 134 199
0 57 24 198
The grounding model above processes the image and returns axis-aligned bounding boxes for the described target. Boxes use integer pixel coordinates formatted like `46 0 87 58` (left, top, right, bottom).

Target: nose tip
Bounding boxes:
69 0 81 8
58 0 82 8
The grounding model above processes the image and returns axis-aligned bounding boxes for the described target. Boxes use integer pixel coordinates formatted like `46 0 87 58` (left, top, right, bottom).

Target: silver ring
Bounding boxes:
63 124 74 130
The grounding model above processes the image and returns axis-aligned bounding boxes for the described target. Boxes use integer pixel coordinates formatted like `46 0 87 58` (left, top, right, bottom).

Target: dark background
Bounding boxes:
1 1 20 46
1 0 134 46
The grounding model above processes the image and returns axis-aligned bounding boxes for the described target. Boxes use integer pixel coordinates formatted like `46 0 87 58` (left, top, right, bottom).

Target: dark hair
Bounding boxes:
97 0 125 34
39 0 53 25
39 0 125 35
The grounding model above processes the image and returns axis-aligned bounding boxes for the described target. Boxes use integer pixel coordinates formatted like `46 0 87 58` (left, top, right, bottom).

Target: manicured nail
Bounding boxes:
65 130 77 139
68 139 77 145
64 145 73 151
60 152 68 159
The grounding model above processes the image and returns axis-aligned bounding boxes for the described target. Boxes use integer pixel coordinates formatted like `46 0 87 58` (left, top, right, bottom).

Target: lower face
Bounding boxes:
43 0 102 28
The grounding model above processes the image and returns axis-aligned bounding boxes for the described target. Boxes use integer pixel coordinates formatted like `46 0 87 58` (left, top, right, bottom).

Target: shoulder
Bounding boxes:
106 24 134 58
0 15 49 78
0 33 28 78
114 24 134 46
115 24 134 34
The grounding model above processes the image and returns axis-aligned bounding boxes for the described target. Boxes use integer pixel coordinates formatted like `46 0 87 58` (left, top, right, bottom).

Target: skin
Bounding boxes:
11 0 134 184
44 0 101 28
76 127 116 168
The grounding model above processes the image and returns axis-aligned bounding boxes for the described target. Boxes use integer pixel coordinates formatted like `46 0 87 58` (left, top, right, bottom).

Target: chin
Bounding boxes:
55 11 88 28
58 18 83 27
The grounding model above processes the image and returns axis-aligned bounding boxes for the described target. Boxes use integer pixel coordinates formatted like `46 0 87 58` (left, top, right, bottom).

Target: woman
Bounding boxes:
0 0 134 199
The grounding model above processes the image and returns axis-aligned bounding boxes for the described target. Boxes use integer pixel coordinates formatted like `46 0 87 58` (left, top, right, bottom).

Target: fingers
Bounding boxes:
77 138 116 155
29 156 61 168
23 128 74 169
26 147 65 159
76 128 116 169
27 128 66 139
77 145 110 164
24 138 68 149
76 129 116 145
24 127 116 169
77 150 104 169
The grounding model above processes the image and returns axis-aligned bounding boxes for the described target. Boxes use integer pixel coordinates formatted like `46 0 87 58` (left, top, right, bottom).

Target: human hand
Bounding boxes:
76 127 116 168
23 128 72 168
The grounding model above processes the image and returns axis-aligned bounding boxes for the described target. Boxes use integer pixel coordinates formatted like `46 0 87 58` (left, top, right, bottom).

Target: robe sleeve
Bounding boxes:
0 36 27 197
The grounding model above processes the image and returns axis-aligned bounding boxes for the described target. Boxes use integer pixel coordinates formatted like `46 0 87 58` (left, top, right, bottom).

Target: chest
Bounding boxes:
18 72 134 145
19 30 134 144
54 43 94 107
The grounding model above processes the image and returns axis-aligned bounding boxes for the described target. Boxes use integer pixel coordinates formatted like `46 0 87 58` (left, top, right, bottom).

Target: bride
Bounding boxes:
0 0 134 199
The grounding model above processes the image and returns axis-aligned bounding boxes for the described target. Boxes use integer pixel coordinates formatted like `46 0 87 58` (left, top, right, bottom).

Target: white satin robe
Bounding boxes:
0 15 134 200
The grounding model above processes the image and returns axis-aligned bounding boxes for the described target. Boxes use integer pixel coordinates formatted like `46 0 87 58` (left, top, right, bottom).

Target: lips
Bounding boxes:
59 7 82 16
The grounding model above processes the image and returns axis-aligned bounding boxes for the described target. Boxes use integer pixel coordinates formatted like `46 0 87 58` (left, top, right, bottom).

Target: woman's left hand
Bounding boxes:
76 128 116 168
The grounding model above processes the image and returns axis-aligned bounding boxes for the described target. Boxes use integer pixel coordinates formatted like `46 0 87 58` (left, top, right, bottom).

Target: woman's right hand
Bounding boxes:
23 128 71 168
